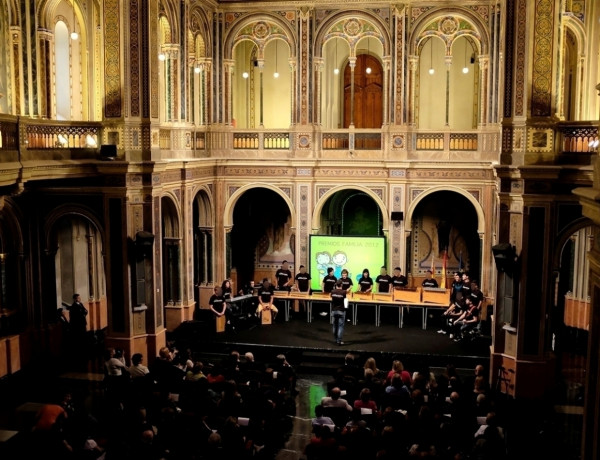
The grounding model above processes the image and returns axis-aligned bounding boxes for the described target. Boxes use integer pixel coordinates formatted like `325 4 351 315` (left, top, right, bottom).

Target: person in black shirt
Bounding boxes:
221 279 233 301
331 280 347 345
461 272 472 300
294 265 312 315
421 270 439 288
294 265 311 293
449 272 464 306
376 266 392 293
391 267 408 289
68 294 89 369
256 278 278 318
275 260 293 291
322 267 337 293
357 268 374 293
318 267 337 318
209 287 226 316
339 269 354 293
469 280 484 311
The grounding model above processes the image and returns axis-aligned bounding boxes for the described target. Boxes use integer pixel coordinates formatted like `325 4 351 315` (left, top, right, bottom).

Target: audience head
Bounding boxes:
131 353 143 365
330 387 342 400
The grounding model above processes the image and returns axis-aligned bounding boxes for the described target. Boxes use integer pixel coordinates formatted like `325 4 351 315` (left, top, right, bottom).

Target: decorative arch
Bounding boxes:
161 194 181 238
44 204 105 251
224 14 297 60
0 198 24 254
314 11 392 58
552 217 593 272
405 186 485 234
158 0 179 43
192 186 214 227
410 9 489 56
189 4 212 56
223 183 296 229
311 185 389 232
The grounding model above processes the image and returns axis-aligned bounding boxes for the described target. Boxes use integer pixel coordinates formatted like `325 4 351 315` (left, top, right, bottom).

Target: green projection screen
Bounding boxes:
308 235 386 291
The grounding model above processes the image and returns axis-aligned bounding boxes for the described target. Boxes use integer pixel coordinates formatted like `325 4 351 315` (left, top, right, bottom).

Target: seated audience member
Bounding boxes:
185 361 207 381
311 404 335 429
273 354 298 395
321 387 353 411
353 388 379 417
304 424 339 460
129 353 150 379
385 359 412 387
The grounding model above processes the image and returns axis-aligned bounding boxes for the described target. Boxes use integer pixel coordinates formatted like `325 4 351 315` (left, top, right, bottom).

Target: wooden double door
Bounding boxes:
343 54 383 129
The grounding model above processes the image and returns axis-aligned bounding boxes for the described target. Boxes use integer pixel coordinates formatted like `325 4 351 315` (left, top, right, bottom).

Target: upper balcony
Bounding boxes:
0 115 597 187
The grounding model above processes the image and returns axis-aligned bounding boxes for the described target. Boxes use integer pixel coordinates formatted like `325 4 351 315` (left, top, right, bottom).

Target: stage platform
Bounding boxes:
171 307 492 375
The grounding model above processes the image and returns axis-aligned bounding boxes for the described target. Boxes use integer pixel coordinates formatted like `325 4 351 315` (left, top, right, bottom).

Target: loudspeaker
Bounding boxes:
492 243 515 272
391 211 404 221
100 144 117 159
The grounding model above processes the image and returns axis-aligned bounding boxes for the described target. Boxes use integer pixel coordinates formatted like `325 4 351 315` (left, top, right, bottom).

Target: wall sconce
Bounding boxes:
158 52 166 61
194 63 201 74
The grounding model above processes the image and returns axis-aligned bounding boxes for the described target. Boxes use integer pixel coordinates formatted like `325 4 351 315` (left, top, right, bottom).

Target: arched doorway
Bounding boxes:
161 197 181 307
230 188 294 289
319 190 383 236
343 53 383 128
409 191 480 281
193 189 213 310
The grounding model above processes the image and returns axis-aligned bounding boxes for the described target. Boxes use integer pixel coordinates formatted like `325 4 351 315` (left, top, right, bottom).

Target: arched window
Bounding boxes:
55 20 70 120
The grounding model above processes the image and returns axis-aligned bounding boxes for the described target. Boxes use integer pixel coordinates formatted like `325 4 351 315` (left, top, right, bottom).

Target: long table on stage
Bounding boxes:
270 288 451 329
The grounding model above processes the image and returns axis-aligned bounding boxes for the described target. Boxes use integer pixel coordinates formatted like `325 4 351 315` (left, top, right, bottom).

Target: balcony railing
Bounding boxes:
25 120 101 149
0 117 18 150
558 121 599 153
0 115 597 165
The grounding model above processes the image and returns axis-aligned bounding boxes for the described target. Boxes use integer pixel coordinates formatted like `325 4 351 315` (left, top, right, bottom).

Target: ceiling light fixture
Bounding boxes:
70 0 78 40
365 38 372 74
428 38 435 75
333 39 339 75
242 42 249 79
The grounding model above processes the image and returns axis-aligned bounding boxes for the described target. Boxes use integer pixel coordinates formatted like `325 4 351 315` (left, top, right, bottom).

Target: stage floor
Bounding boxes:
175 306 491 371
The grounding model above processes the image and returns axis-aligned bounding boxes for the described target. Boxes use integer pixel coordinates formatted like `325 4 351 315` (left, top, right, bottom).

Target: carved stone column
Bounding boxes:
572 82 600 460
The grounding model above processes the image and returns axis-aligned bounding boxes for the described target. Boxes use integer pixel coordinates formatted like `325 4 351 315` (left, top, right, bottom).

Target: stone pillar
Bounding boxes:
572 82 600 460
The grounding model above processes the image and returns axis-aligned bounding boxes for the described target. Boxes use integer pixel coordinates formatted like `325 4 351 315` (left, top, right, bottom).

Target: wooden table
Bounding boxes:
264 291 449 329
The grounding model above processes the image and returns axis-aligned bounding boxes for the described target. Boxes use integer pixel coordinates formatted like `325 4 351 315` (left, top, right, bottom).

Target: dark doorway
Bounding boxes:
320 190 382 236
411 191 480 280
230 188 293 288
